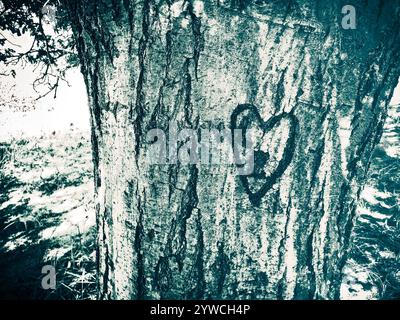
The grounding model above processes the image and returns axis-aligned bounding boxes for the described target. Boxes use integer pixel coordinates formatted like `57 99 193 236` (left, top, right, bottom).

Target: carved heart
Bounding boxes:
230 104 298 206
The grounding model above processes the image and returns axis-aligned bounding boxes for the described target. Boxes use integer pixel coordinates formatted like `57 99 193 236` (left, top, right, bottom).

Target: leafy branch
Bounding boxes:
0 0 78 101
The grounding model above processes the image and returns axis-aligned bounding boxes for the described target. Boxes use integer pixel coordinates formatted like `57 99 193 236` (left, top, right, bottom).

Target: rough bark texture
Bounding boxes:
64 0 400 299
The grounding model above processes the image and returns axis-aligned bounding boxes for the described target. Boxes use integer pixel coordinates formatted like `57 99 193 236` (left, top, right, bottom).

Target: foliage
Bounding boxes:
0 0 77 99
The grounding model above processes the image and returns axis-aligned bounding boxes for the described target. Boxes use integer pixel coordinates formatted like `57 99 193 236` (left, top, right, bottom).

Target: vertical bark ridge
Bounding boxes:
63 0 400 299
134 189 146 299
131 0 151 158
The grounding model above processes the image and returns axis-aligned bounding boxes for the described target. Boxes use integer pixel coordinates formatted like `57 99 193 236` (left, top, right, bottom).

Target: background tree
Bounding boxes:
1 0 400 299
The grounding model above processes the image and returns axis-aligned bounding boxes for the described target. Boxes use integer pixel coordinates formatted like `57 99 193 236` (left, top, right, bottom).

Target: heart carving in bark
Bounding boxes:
230 104 299 206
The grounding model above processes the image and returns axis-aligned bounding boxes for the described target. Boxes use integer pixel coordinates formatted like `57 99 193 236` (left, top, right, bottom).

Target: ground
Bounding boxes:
0 131 96 299
0 105 398 300
342 104 400 299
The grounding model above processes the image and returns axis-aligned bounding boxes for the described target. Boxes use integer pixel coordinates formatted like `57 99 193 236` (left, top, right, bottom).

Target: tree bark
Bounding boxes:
64 0 400 299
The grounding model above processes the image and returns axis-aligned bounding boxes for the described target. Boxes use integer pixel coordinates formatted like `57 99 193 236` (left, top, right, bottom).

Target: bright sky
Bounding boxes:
0 65 90 141
391 80 400 105
0 25 90 141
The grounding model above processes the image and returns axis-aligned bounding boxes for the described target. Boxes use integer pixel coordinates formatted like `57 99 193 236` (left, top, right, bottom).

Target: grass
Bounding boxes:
0 106 399 300
345 105 400 300
0 132 96 300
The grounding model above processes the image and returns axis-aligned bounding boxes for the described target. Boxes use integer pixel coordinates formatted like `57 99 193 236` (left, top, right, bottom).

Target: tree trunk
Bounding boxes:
64 0 400 299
